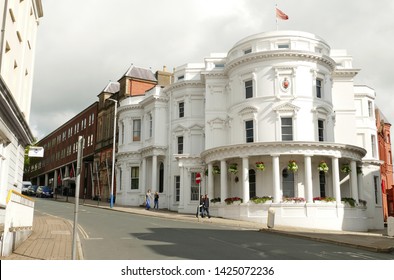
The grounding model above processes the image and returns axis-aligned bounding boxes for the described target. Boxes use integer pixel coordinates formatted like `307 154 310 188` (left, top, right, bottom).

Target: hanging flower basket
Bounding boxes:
212 166 220 175
228 163 238 174
318 161 329 173
287 160 298 173
256 161 265 171
341 164 351 174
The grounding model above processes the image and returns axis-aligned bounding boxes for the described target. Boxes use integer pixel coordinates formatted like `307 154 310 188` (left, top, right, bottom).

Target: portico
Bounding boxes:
201 141 368 231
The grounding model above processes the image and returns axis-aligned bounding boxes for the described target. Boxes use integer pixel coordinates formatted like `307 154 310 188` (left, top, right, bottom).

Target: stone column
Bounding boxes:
350 160 359 202
152 155 157 192
45 173 49 186
208 163 214 200
178 163 185 208
272 154 280 203
242 157 250 203
141 158 146 192
220 160 227 204
304 155 313 203
332 157 341 204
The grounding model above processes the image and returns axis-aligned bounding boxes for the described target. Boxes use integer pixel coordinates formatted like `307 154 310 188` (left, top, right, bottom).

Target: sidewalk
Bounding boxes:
1 197 394 260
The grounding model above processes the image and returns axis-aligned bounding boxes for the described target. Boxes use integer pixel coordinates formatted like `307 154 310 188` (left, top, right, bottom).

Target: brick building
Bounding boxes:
25 103 98 199
376 108 394 221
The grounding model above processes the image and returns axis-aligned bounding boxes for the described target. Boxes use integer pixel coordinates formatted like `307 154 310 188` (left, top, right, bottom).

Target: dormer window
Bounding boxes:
244 48 252 54
177 75 184 81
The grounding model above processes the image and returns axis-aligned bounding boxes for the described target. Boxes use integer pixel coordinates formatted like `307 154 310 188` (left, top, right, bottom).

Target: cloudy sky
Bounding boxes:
30 0 394 140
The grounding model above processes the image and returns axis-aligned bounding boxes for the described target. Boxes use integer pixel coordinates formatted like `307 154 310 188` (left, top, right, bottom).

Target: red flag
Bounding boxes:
276 8 289 20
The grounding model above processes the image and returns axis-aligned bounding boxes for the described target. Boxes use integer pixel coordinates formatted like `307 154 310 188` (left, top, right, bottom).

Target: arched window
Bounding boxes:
282 168 294 197
249 169 256 198
159 162 164 193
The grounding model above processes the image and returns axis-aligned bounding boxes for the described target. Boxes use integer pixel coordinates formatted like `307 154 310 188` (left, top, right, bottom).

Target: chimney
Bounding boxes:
155 65 173 86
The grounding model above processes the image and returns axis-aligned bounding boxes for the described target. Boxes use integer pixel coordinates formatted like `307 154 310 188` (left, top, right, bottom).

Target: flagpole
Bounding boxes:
275 3 278 30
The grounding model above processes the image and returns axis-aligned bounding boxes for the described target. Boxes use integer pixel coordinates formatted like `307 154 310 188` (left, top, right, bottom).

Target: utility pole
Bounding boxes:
72 136 83 260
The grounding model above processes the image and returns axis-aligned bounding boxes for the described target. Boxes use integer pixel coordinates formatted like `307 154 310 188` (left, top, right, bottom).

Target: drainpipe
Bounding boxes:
0 0 9 73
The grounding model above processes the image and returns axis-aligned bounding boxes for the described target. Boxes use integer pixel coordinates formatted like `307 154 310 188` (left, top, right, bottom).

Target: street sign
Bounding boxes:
195 172 201 184
28 146 44 157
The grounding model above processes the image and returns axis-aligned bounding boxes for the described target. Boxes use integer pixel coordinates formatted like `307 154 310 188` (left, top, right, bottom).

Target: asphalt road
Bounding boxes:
35 199 394 260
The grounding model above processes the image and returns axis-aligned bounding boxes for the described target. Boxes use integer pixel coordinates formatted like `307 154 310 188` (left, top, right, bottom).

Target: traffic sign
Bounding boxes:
195 172 201 184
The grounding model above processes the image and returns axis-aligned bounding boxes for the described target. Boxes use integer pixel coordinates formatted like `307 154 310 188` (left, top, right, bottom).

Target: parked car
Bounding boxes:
26 185 38 196
36 186 53 198
22 181 32 195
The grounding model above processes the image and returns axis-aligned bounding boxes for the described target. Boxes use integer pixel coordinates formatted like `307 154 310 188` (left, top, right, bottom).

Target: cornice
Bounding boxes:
117 104 143 114
332 69 360 78
140 145 167 157
164 80 205 91
225 51 337 74
201 141 366 163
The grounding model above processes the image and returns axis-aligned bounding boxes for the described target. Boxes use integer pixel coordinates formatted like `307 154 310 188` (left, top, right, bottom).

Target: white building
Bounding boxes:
115 30 384 232
0 1 43 205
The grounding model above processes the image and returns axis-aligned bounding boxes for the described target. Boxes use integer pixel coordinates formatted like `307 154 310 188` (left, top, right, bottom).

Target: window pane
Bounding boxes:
190 173 199 201
245 120 254 143
175 176 180 202
281 117 293 141
179 102 184 118
245 80 253 99
282 168 295 197
316 79 322 98
178 136 183 154
133 119 141 141
131 167 139 189
318 119 324 142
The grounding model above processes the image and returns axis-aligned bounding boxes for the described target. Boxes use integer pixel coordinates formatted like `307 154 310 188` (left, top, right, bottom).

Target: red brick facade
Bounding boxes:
376 109 394 221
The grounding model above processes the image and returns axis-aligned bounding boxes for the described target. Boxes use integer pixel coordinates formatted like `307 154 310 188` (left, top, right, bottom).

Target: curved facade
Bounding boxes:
116 30 384 231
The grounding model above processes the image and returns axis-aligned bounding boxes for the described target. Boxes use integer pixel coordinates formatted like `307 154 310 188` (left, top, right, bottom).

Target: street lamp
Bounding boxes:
108 98 117 208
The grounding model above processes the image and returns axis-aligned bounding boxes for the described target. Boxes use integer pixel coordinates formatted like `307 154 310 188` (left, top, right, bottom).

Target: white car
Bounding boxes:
22 181 32 195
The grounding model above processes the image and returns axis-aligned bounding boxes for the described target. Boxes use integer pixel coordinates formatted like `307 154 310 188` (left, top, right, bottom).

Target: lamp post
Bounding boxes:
108 98 117 208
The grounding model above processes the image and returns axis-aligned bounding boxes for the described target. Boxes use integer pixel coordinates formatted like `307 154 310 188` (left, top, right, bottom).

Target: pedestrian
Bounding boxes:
145 189 152 210
203 194 211 218
196 195 205 218
153 191 159 210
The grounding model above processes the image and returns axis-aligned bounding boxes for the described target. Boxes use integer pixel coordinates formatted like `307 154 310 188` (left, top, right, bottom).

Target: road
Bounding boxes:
35 198 394 260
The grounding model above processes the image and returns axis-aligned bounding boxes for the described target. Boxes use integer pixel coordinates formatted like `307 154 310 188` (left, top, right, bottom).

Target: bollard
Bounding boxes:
388 217 394 237
267 208 275 228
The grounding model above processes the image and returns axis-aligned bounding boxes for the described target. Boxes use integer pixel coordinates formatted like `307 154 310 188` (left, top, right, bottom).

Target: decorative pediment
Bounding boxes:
238 106 258 116
189 124 204 131
207 117 228 129
312 105 331 115
272 102 300 113
173 124 187 133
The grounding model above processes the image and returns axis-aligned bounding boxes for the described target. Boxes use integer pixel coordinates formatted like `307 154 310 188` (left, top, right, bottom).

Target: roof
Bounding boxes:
121 65 157 82
102 81 120 93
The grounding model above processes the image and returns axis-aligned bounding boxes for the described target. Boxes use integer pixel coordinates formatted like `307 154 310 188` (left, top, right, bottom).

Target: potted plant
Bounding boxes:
341 197 357 207
313 196 335 203
318 161 329 173
256 161 265 171
250 196 273 204
341 164 351 174
224 197 243 205
283 197 305 203
210 197 221 204
287 160 298 173
228 163 238 174
212 166 220 175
